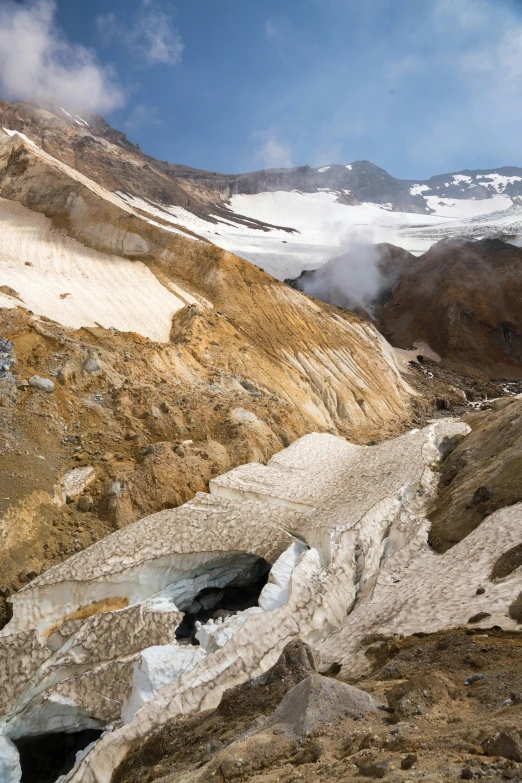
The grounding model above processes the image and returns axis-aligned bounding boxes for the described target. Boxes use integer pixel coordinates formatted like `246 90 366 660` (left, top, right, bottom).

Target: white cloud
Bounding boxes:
98 1 183 67
0 0 124 113
253 129 293 169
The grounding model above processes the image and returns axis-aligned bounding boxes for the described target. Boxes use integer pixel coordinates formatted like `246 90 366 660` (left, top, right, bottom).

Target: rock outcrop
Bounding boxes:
379 238 522 376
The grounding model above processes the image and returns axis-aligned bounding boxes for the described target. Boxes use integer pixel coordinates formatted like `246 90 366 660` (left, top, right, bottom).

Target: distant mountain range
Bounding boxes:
1 100 522 279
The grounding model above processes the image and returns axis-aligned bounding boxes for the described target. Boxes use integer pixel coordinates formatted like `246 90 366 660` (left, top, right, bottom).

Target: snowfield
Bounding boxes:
0 198 187 342
119 189 522 280
118 191 446 280
423 193 511 219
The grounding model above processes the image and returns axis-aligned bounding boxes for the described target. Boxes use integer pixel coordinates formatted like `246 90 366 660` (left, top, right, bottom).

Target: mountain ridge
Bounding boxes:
2 100 522 213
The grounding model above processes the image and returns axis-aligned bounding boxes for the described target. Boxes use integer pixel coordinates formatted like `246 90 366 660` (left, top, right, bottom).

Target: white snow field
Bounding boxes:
3 420 522 783
118 189 522 281
0 198 186 342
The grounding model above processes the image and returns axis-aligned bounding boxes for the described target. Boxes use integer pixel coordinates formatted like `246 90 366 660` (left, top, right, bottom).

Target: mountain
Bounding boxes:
379 238 522 376
2 100 522 783
2 101 522 280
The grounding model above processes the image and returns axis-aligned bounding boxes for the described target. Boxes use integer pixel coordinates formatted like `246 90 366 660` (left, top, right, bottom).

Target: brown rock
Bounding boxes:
472 485 493 504
401 753 417 770
358 760 389 778
291 743 322 766
385 673 449 719
77 495 94 512
219 758 241 780
492 544 522 581
508 592 522 624
468 612 491 624
485 729 522 762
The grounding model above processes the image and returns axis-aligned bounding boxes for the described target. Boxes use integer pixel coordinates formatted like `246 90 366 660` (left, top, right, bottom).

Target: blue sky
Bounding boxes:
1 0 522 177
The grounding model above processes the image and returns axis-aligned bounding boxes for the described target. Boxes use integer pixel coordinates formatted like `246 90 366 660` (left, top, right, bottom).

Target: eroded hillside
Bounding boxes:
379 239 522 377
0 125 414 628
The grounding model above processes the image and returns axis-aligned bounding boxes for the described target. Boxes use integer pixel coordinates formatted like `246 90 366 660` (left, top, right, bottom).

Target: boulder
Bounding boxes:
265 674 375 737
28 375 54 393
83 354 101 374
485 729 522 762
508 592 522 624
358 760 389 778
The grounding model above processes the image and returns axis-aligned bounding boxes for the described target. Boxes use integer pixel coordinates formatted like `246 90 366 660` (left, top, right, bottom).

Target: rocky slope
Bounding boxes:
289 237 522 379
378 238 522 377
3 100 522 215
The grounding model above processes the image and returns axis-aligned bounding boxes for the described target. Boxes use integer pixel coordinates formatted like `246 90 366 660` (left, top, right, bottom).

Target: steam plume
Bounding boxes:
301 233 383 313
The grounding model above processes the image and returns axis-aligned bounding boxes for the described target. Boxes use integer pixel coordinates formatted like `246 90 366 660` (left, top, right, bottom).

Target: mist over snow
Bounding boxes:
300 233 383 313
0 0 124 113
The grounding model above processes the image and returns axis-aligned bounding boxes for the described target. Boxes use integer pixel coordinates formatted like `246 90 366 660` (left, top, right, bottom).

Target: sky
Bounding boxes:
1 0 522 178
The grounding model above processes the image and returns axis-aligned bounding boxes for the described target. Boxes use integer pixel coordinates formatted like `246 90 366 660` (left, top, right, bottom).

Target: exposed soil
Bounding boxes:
112 630 522 783
0 306 316 626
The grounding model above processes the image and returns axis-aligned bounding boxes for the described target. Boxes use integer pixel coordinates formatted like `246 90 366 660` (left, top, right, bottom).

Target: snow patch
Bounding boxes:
195 607 264 653
452 175 472 186
475 174 522 193
0 735 21 783
259 541 309 611
0 197 186 342
423 194 511 218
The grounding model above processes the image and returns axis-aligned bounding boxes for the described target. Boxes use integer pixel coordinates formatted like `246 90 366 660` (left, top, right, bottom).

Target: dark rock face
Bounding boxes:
378 238 522 375
225 161 428 213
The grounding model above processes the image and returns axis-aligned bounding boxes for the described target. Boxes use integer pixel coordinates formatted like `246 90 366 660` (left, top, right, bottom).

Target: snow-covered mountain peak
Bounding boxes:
2 100 522 280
